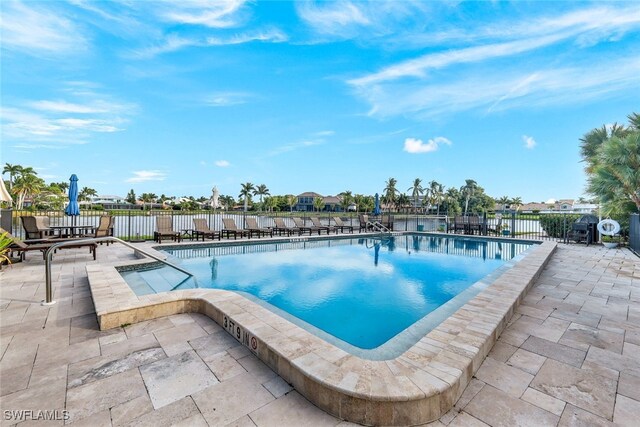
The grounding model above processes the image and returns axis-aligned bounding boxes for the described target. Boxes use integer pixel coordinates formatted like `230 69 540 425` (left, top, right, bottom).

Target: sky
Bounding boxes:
1 0 639 203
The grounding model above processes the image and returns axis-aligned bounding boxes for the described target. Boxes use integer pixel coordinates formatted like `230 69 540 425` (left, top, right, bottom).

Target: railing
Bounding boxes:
43 236 193 305
5 208 604 243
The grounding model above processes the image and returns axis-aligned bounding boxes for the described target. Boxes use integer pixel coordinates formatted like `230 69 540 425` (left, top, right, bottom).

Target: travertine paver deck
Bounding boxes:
0 242 638 426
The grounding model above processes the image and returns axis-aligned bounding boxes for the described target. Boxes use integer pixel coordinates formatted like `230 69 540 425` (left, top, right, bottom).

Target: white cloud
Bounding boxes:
297 1 370 36
523 135 536 149
131 28 287 58
204 92 252 107
215 160 231 167
125 171 167 183
30 100 112 114
0 1 88 55
403 137 451 154
353 56 640 118
314 130 335 136
157 0 247 28
1 87 137 149
269 140 323 156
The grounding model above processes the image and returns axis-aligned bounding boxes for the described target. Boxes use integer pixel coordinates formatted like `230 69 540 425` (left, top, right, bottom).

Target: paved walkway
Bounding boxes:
0 243 639 426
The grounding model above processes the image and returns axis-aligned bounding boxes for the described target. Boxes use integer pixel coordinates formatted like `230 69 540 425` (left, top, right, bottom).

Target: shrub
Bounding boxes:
539 214 581 238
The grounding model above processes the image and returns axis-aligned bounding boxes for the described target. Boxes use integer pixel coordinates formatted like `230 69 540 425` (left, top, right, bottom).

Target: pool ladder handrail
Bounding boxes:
367 221 390 233
43 236 193 306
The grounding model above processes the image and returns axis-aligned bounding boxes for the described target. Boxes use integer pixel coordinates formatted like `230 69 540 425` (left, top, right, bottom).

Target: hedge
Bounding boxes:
539 214 581 238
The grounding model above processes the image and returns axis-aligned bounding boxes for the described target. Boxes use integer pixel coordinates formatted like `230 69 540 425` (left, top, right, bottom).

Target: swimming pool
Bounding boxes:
120 235 534 356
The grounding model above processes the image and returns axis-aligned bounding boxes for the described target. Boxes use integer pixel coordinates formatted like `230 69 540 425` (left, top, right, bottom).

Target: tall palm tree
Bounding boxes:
580 123 628 173
383 178 398 211
254 184 270 210
2 163 22 190
407 178 424 212
79 187 98 203
588 131 640 212
429 181 444 215
239 182 255 212
140 193 157 211
460 179 478 215
221 195 235 210
353 194 365 213
12 173 44 209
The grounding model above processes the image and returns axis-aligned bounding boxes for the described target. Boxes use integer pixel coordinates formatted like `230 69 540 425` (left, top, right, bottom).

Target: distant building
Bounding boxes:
499 199 598 214
295 192 323 211
89 195 134 210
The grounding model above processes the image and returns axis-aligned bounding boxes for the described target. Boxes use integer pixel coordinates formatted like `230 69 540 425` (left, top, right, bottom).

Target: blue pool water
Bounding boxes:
121 235 533 351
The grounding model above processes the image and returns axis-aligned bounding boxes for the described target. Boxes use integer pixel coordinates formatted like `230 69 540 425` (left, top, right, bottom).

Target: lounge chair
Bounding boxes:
222 218 251 240
154 216 181 243
193 219 221 241
291 218 315 235
245 218 273 238
1 227 97 261
273 218 297 236
21 216 53 239
332 217 353 233
310 217 334 234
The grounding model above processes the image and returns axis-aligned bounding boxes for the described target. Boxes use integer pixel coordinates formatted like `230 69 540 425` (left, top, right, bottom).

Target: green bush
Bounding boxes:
539 214 581 238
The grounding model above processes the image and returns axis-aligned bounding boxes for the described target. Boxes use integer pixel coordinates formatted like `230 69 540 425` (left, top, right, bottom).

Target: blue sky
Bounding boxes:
1 0 639 202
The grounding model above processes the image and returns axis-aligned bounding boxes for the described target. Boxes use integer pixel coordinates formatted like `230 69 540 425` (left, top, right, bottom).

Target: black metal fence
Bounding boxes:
3 208 593 243
630 214 640 255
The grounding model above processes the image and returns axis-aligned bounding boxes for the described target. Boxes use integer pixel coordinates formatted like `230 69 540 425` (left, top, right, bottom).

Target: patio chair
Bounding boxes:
21 216 53 239
358 214 371 232
154 216 181 243
380 214 394 231
453 215 467 234
273 218 297 236
488 218 503 236
310 217 334 234
332 217 353 233
193 218 221 241
1 227 97 261
245 217 273 238
222 218 251 240
291 217 314 235
467 215 481 235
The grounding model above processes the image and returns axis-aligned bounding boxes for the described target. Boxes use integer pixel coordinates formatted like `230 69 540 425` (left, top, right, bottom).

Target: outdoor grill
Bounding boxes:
572 214 599 244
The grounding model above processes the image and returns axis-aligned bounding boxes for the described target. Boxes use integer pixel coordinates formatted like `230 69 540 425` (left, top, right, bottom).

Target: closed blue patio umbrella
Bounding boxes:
64 174 80 224
373 193 381 216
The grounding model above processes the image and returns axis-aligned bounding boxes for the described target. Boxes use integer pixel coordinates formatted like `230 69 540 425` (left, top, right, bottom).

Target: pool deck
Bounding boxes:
1 241 639 426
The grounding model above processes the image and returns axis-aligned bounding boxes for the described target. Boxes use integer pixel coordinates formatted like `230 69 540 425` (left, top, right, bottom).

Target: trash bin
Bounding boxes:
417 225 424 232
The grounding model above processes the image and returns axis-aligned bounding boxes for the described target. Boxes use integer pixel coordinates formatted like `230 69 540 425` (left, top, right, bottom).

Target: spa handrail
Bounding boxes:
43 236 193 305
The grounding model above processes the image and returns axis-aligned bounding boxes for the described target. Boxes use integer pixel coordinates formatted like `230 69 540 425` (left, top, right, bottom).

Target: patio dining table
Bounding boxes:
49 225 95 238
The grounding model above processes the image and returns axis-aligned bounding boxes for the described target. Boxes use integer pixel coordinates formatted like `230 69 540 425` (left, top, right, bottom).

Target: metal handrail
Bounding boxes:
43 236 193 305
367 221 390 233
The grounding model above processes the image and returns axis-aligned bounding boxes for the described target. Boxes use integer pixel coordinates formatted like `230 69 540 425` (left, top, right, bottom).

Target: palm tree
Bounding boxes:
2 163 22 190
383 178 398 212
285 194 297 212
407 178 424 212
254 184 270 210
239 182 255 212
588 131 640 212
580 123 629 173
313 197 325 212
353 194 365 213
221 195 235 210
429 181 444 215
140 193 156 211
79 187 98 204
12 173 44 209
510 196 523 212
460 179 478 215
497 196 511 212
263 196 277 212
339 191 353 212
396 193 410 212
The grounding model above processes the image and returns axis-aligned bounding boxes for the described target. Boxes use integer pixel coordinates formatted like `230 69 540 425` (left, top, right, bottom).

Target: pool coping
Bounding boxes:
86 234 557 425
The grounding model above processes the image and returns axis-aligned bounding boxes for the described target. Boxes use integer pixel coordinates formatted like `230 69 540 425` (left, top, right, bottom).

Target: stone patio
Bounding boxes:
1 242 639 426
